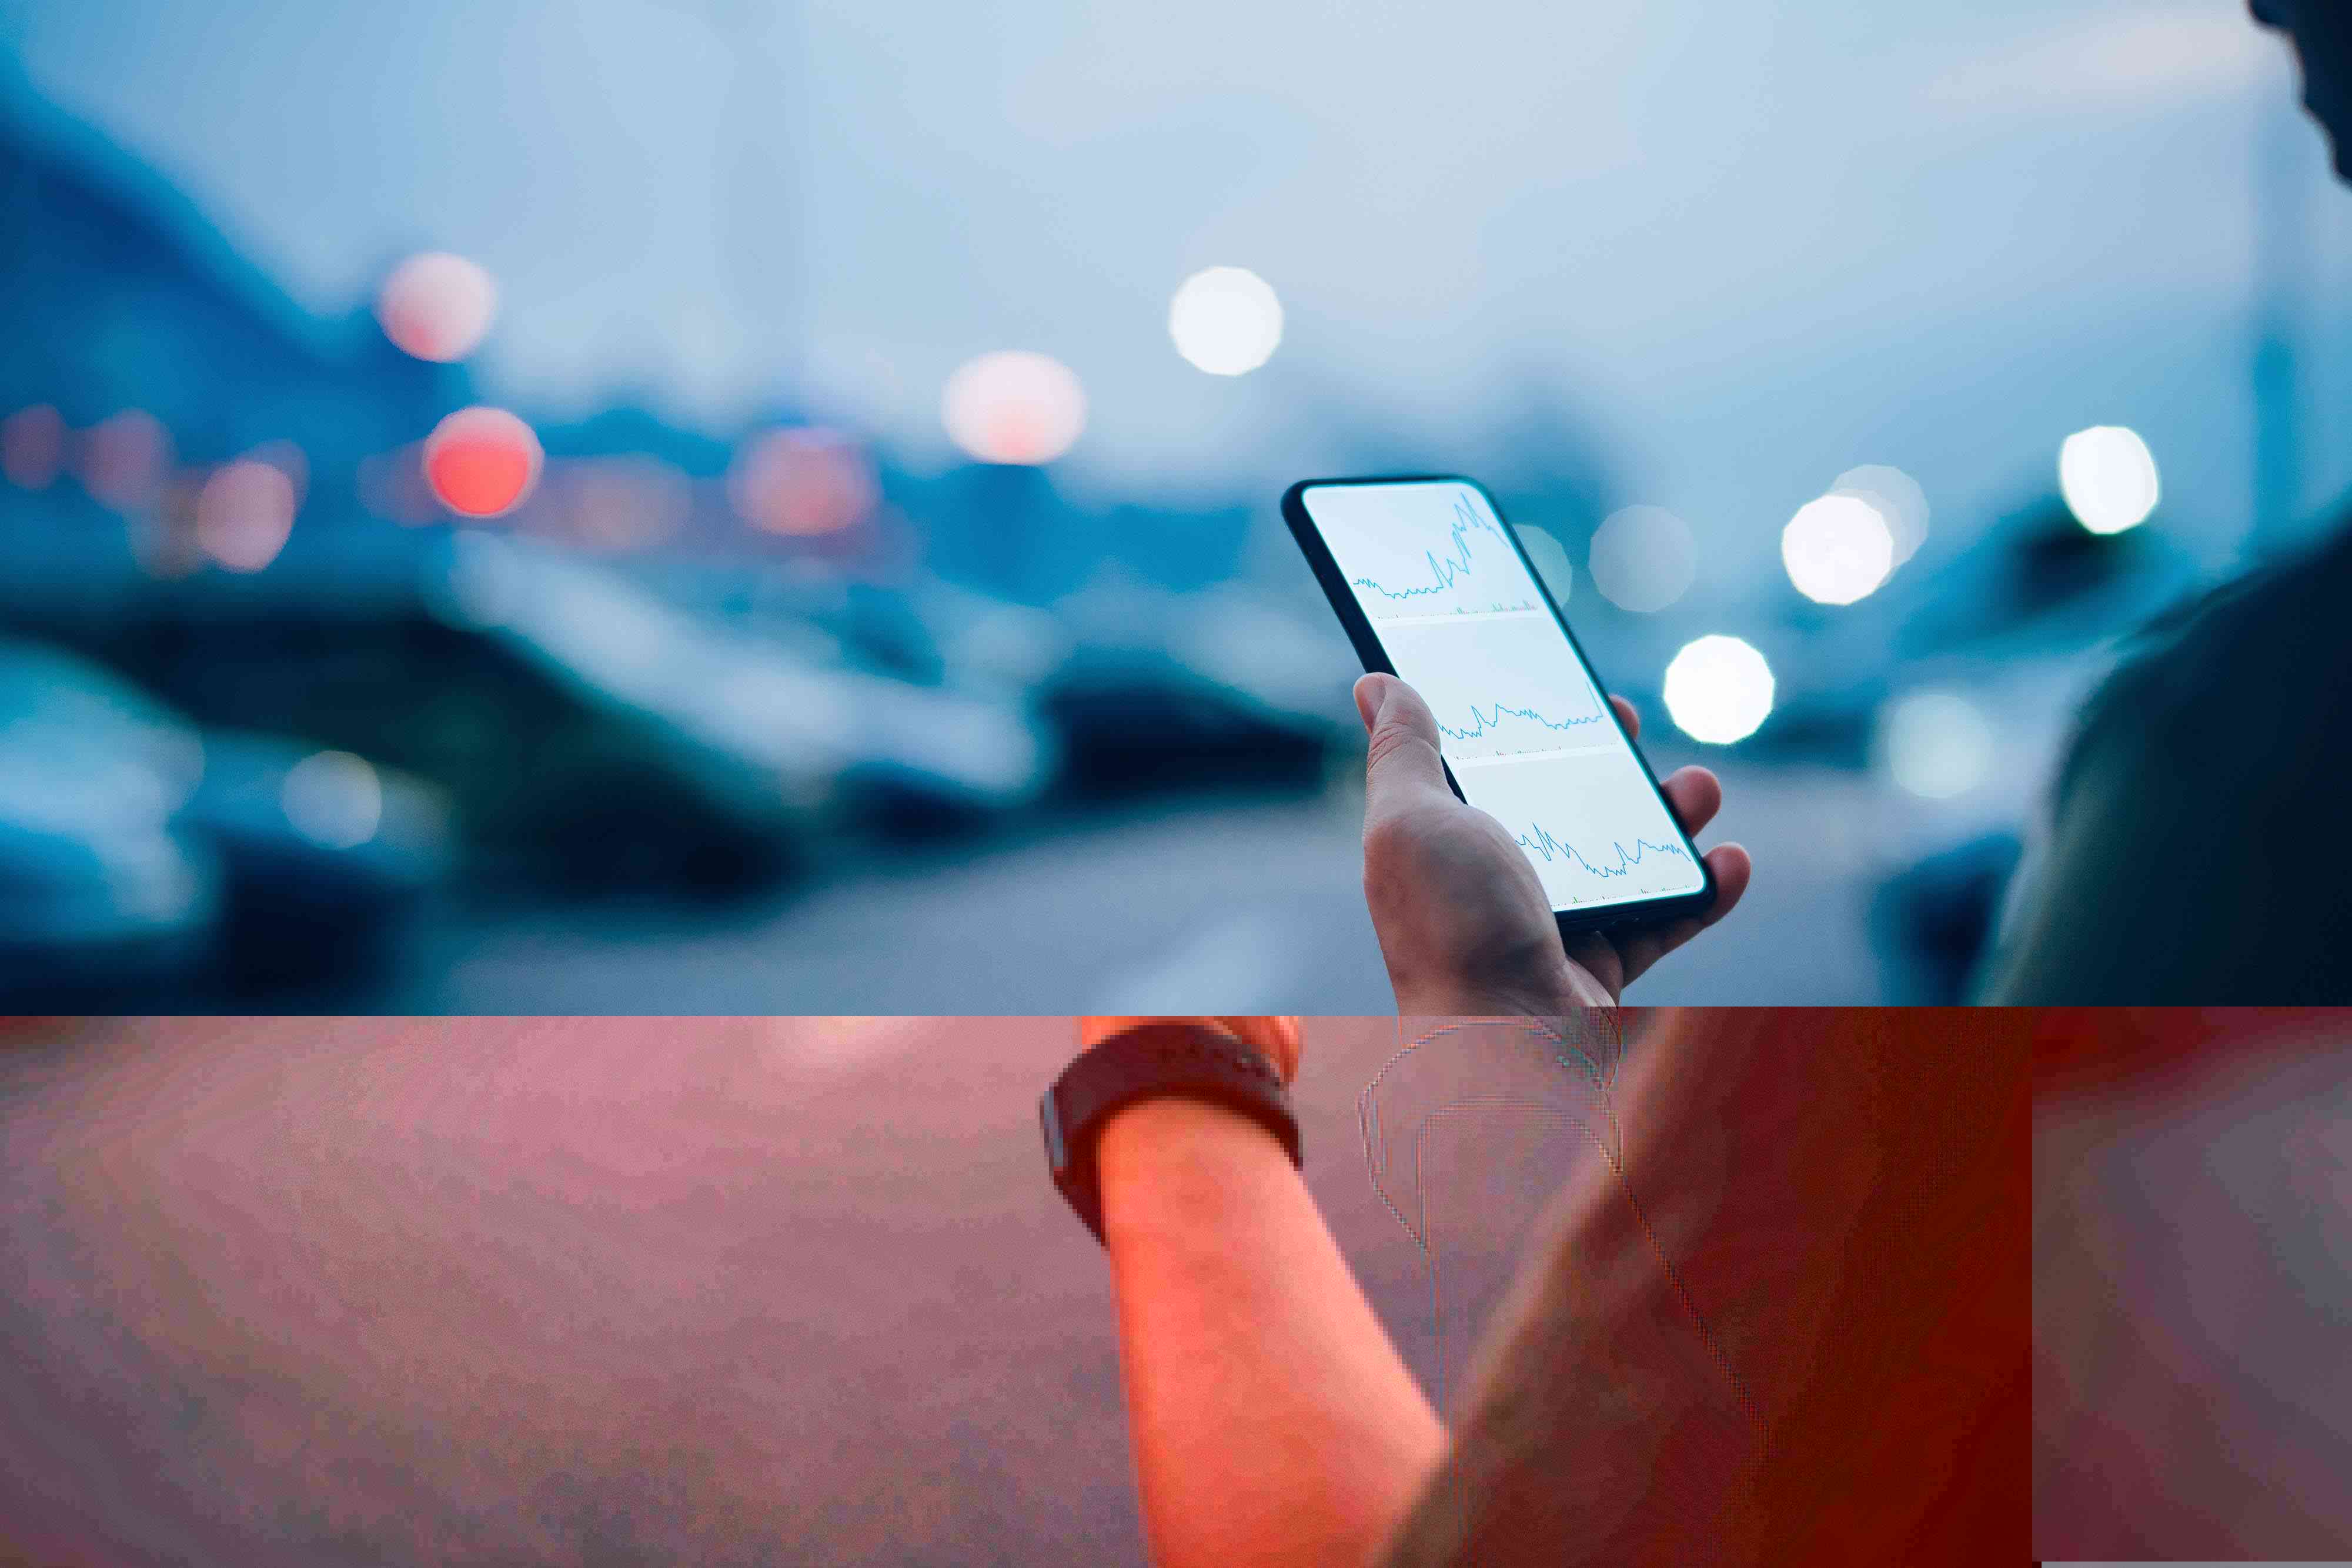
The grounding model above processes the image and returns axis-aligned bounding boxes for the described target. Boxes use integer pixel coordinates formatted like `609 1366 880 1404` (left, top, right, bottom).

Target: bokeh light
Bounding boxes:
280 750 383 850
79 409 172 511
1878 689 1996 800
376 252 499 363
2 404 65 489
424 406 543 517
245 439 310 507
1781 493 1894 605
1663 634 1775 745
563 455 694 551
195 458 298 573
729 426 879 536
1830 464 1929 568
2059 425 2160 534
1515 523 1573 604
1167 266 1284 376
1588 504 1697 612
941 350 1086 464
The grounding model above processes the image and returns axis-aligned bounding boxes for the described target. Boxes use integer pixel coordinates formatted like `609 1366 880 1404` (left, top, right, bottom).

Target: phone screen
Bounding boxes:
1295 478 1708 917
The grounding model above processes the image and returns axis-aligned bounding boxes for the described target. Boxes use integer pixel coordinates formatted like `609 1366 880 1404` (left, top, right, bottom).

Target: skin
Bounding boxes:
1080 1012 2032 1568
1077 1016 1453 1567
2252 0 2352 178
1082 1017 1425 1567
1351 673 1752 1013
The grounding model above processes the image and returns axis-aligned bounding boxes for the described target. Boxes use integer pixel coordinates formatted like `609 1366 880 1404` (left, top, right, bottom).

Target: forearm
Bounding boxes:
1379 1008 2032 1566
1098 1095 1445 1568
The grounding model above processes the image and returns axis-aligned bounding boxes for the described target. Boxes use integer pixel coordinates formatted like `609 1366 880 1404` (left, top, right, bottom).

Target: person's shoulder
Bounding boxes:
2133 517 2352 663
2057 516 2352 797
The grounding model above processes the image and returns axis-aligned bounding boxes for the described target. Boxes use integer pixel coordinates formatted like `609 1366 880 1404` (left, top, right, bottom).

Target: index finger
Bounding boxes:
1356 674 1461 836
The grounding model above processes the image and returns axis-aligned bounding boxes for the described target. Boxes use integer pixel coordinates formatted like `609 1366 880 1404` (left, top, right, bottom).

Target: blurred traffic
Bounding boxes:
1 9 2341 1005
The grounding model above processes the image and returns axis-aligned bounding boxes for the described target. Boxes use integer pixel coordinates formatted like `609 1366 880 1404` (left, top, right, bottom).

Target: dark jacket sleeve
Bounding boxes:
1974 524 2352 1004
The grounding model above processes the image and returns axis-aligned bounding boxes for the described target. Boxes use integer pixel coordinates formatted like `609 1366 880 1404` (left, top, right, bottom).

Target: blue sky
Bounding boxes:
6 0 2349 589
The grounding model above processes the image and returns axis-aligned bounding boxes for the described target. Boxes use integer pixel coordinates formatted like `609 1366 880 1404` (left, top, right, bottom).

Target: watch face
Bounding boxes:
1039 1089 1070 1174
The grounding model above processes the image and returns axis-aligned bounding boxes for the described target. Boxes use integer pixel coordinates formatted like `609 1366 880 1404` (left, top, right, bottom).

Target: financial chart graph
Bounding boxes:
1301 479 1706 914
1512 823 1692 880
1382 616 1611 763
1460 751 1705 908
1311 484 1543 621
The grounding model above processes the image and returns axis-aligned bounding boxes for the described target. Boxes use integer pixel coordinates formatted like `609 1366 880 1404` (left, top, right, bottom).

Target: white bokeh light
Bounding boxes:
376 252 498 363
1830 464 1929 568
1782 494 1895 605
1168 266 1284 376
1515 523 1573 604
280 751 383 850
1588 505 1696 611
2059 426 2160 534
941 350 1087 464
1663 635 1775 745
1879 689 1996 800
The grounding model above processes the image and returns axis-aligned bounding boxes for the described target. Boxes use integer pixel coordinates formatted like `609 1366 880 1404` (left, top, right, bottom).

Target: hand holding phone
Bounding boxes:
1285 475 1751 1004
1354 666 1747 1008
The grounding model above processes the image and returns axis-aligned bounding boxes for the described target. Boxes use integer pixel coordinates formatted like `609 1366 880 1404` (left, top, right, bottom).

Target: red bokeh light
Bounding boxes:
79 409 172 511
2 404 65 489
423 406 542 518
728 426 878 537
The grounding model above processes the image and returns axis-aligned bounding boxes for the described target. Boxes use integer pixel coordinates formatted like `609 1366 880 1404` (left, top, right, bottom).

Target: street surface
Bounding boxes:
369 762 1890 1012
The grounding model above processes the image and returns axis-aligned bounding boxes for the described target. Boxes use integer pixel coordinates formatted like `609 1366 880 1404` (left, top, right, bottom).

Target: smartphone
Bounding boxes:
1283 473 1715 936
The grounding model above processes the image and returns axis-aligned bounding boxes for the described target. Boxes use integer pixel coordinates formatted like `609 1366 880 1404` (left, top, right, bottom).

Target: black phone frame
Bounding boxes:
1281 473 1719 942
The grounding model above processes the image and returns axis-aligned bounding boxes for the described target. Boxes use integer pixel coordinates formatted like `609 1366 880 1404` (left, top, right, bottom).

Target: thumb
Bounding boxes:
1355 673 1455 827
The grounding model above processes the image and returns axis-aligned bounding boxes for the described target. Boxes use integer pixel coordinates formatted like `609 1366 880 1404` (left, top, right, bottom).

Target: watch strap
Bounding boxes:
1041 1021 1302 1246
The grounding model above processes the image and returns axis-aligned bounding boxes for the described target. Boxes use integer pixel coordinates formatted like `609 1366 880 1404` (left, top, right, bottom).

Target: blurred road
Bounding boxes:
349 761 1886 1012
1 1015 1622 1568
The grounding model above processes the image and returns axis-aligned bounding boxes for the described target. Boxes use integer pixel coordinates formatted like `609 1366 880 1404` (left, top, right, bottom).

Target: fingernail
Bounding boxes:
1354 677 1381 733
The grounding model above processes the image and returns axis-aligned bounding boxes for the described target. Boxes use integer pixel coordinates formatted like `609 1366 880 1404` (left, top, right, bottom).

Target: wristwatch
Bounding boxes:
1040 1019 1304 1246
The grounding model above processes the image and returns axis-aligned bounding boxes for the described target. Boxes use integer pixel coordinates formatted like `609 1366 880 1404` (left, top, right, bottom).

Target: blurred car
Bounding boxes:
2 521 931 893
177 728 450 986
453 534 1055 847
642 555 1349 802
1869 830 2024 1004
0 639 219 998
1852 644 2115 1002
1040 579 1355 798
0 811 215 1000
0 637 450 998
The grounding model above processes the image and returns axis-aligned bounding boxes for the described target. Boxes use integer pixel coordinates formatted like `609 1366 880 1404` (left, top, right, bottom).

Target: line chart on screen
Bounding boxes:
1337 489 1544 621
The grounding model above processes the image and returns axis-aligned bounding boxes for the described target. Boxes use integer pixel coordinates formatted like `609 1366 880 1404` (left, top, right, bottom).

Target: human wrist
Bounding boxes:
1095 1095 1300 1248
1380 927 1609 1015
1391 968 1605 1017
